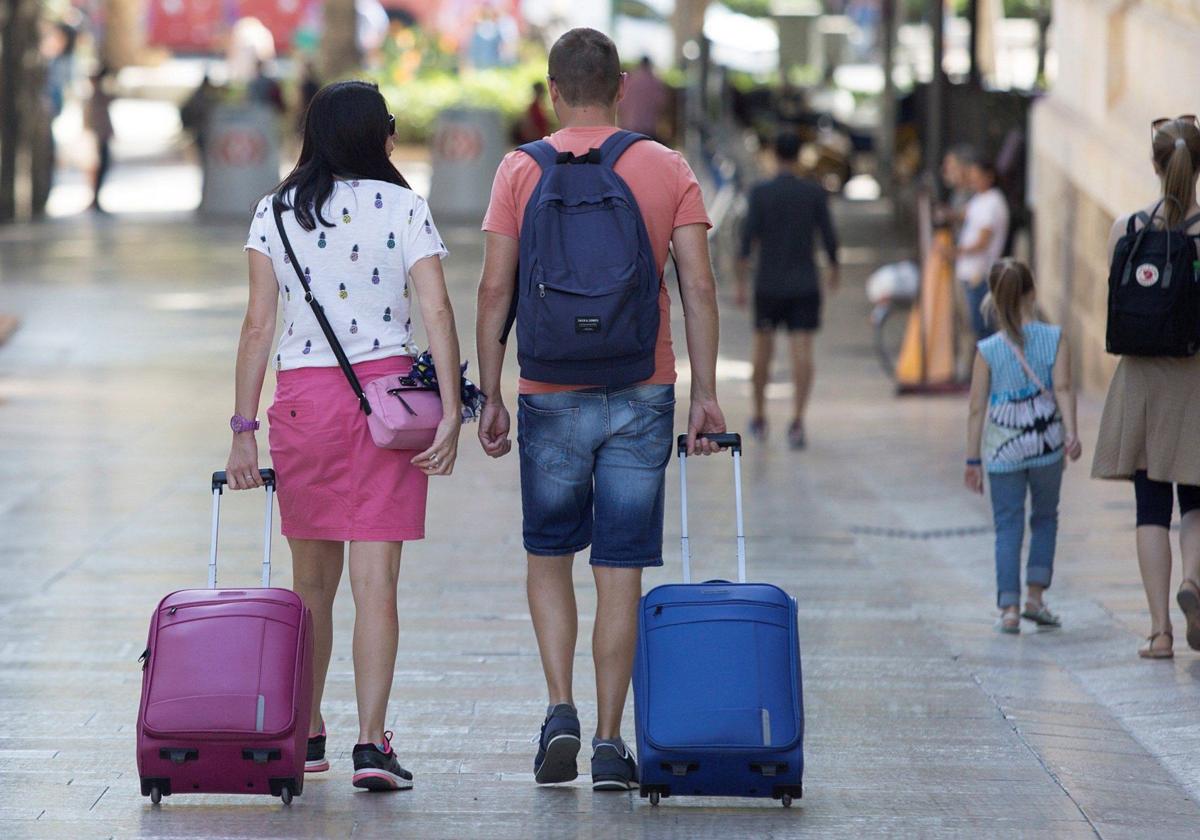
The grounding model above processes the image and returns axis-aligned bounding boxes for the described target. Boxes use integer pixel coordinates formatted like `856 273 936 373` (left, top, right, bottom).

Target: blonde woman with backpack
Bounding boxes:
1093 115 1200 660
965 259 1082 633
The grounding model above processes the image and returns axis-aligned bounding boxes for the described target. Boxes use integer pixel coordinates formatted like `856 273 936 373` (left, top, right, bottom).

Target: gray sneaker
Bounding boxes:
533 704 581 784
590 739 638 791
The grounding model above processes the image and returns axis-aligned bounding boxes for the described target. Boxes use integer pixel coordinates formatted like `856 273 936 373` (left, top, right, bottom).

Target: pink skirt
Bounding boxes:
267 356 428 542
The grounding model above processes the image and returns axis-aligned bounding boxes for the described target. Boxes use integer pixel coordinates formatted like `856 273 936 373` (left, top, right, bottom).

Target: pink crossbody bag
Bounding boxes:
272 198 442 451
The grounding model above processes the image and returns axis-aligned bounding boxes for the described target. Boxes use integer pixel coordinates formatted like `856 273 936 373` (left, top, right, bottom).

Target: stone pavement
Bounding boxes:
1 200 1199 839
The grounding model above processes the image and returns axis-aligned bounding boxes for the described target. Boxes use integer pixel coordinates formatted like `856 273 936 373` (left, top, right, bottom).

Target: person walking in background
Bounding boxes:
737 130 839 450
1092 116 1200 660
515 81 550 144
86 65 115 214
228 81 463 790
618 56 668 143
965 259 1081 633
951 156 1010 343
179 72 217 158
247 59 285 114
938 144 975 229
475 28 725 793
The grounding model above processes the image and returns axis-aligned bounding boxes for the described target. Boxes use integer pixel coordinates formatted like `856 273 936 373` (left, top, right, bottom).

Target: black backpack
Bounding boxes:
1106 200 1200 357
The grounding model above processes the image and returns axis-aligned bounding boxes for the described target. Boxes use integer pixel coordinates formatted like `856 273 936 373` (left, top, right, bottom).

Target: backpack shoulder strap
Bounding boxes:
598 130 648 168
517 140 558 172
1182 212 1200 232
1127 211 1151 235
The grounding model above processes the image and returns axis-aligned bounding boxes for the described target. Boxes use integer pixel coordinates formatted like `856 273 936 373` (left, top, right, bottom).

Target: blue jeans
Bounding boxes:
988 460 1063 608
963 280 994 340
517 383 675 567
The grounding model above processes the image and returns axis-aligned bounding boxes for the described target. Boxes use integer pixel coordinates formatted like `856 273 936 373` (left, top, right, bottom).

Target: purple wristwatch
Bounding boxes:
230 414 260 433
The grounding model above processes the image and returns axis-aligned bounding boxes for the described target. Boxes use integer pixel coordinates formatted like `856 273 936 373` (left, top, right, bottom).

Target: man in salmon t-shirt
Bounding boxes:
475 28 726 793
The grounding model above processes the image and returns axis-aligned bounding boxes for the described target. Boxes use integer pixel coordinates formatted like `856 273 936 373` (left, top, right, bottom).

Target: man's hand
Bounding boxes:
687 396 727 456
734 283 748 309
825 266 840 295
478 399 512 458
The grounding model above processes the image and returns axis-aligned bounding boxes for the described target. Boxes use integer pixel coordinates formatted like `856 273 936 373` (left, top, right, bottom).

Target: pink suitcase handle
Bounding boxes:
209 470 276 589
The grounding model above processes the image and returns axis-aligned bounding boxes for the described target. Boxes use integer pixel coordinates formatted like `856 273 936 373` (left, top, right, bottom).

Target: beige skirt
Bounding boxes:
1092 355 1200 485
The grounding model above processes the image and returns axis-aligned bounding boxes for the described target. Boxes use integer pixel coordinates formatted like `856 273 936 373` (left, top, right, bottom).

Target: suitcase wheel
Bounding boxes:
149 786 162 805
649 791 661 807
782 794 793 808
280 786 293 806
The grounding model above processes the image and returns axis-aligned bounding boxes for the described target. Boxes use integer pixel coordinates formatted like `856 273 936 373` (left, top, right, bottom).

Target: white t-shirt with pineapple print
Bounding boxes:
245 179 448 371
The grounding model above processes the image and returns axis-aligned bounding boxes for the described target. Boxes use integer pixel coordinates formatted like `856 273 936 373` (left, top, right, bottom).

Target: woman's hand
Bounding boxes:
412 414 461 476
964 464 984 495
227 433 263 490
1064 434 1083 462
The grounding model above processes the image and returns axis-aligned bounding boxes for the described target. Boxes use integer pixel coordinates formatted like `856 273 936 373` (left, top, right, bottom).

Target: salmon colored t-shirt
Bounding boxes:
481 126 712 394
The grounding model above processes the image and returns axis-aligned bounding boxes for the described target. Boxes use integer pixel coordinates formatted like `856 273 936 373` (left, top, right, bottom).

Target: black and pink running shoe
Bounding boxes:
351 731 413 791
306 724 329 773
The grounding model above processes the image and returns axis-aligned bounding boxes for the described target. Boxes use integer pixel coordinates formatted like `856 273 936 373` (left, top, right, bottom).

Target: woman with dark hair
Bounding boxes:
1093 115 1200 660
226 80 463 789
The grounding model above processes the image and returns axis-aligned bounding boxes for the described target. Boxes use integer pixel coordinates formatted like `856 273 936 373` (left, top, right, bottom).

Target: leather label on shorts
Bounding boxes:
575 316 601 334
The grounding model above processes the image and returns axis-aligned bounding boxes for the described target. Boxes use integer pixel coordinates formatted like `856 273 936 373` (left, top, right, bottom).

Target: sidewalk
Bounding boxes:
0 199 1198 838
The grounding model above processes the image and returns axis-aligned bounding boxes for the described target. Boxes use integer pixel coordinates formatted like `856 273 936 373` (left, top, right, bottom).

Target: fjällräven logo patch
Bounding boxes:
1135 263 1160 287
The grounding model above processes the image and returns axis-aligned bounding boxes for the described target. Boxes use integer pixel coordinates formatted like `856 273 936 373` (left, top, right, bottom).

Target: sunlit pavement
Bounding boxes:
1 198 1199 839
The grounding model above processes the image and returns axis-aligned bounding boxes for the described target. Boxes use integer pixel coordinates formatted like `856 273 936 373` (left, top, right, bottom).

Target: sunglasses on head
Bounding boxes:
388 114 396 136
1152 114 1198 141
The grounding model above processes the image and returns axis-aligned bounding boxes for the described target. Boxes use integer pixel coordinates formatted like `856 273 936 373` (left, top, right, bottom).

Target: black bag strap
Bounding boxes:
1121 200 1166 287
271 197 373 415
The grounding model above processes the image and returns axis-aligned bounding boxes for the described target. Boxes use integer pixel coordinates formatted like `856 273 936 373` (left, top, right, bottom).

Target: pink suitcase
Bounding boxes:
137 469 313 805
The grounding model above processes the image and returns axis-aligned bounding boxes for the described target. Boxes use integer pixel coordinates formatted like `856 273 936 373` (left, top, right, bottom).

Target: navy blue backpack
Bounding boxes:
501 130 660 386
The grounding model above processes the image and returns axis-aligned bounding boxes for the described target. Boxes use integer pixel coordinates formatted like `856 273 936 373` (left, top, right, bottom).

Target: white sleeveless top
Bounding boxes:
245 179 448 371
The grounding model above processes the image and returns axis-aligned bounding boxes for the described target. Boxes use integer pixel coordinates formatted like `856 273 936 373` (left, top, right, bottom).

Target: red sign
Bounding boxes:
432 124 484 162
215 127 267 166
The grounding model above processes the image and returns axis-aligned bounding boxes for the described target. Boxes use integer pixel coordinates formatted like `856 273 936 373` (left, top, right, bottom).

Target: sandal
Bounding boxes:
1138 631 1174 660
1021 603 1062 628
998 609 1021 635
1176 579 1200 651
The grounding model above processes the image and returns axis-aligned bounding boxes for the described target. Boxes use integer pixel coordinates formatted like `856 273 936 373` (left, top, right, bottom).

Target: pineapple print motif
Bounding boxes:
372 338 380 350
350 318 359 334
285 285 291 301
287 322 294 336
342 207 351 223
283 251 290 264
383 307 392 323
387 232 396 249
318 232 327 249
302 340 312 355
275 354 282 370
350 244 359 262
407 208 414 225
374 192 383 209
351 180 359 187
339 283 348 300
424 217 432 235
371 268 380 285
402 283 409 299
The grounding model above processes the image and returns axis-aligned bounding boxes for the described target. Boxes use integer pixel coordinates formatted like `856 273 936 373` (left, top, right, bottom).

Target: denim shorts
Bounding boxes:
517 383 675 567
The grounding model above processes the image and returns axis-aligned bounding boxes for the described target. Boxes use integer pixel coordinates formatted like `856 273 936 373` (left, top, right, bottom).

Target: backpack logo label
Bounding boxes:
1135 263 1160 287
575 316 602 334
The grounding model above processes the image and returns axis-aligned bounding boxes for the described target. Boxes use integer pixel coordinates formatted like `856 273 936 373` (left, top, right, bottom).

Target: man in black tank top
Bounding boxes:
736 131 840 449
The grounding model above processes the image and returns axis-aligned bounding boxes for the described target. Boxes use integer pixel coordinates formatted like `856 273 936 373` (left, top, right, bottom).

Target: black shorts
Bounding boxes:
754 294 821 332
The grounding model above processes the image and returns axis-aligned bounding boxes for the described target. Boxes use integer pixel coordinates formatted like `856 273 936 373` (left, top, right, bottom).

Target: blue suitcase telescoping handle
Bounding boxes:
675 433 745 585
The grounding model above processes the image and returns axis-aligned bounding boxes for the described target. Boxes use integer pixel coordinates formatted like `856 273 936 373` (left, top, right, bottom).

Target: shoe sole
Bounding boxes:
592 776 636 791
1177 587 1200 650
534 733 580 785
305 759 330 773
352 769 414 791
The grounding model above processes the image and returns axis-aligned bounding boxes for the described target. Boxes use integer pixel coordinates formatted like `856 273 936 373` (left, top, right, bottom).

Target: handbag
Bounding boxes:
982 334 1064 466
271 197 442 451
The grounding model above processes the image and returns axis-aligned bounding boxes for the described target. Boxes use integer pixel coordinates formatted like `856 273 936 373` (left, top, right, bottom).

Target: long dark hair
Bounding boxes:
275 80 409 231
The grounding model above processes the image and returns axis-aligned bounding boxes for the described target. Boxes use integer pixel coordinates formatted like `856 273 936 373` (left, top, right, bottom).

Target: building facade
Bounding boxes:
1031 0 1200 391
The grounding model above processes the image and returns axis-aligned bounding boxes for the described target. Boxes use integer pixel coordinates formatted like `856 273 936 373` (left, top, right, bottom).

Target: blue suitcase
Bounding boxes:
633 433 804 807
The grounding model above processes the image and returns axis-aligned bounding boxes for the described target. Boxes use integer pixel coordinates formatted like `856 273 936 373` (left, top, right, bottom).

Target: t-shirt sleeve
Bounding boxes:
481 152 521 239
244 196 272 255
403 196 449 276
671 152 712 230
